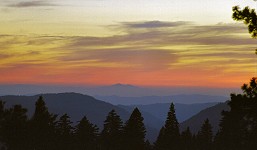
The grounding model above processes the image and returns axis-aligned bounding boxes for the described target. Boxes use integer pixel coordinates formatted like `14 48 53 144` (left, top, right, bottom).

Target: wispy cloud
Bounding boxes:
7 1 57 8
0 21 255 86
59 48 177 71
67 22 255 48
122 21 190 29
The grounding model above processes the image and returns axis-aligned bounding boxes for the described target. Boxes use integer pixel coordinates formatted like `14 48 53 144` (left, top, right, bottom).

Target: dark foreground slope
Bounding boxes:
0 93 229 141
1 93 130 127
0 93 161 141
96 94 228 105
120 102 219 123
180 102 230 133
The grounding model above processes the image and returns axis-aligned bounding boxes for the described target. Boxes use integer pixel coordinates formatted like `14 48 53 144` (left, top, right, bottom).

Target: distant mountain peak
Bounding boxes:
111 83 136 88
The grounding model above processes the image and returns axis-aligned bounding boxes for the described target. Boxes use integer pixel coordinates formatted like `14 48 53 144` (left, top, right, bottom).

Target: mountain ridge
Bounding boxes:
180 102 230 133
0 92 230 141
0 92 159 141
95 95 228 105
0 84 239 97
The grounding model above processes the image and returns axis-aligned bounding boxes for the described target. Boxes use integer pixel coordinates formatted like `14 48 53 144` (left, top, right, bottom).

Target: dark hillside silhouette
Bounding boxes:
1 78 257 150
180 102 229 133
0 77 257 150
0 93 130 128
96 94 227 105
120 102 219 122
0 93 159 141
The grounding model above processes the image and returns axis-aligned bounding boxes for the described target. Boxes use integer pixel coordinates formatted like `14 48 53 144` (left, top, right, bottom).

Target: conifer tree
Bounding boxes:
0 100 5 144
124 108 146 150
74 116 99 150
2 105 28 150
0 100 4 119
217 78 257 150
213 130 221 150
181 127 193 150
216 95 246 150
154 127 165 150
100 109 123 150
236 78 257 149
197 119 213 150
154 103 180 150
56 113 74 150
29 96 57 150
145 140 153 150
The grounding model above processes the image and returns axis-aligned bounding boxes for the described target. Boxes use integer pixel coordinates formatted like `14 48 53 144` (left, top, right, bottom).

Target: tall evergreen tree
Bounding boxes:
56 113 74 150
239 77 257 149
145 140 153 150
0 100 5 146
2 105 28 150
154 127 165 150
181 127 194 150
197 119 213 150
154 103 180 150
74 116 99 150
124 108 146 150
0 100 4 119
29 96 57 150
213 130 221 150
216 94 247 150
216 78 257 150
100 109 123 150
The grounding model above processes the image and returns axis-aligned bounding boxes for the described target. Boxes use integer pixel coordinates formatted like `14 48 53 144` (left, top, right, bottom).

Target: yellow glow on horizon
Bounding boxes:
0 32 255 88
0 0 256 88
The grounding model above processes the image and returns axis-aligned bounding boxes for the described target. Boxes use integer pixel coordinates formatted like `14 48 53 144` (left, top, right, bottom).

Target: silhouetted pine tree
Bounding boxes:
216 78 257 150
74 116 99 150
124 108 146 150
154 127 165 150
56 113 74 150
181 127 194 150
145 140 153 150
2 105 29 150
213 130 221 150
0 100 4 118
100 109 123 150
215 98 245 150
0 100 5 145
29 96 57 150
197 119 213 150
191 134 198 150
154 103 180 150
241 78 257 149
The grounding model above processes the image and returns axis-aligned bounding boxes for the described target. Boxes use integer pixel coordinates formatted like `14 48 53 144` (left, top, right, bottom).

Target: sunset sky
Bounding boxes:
0 0 256 88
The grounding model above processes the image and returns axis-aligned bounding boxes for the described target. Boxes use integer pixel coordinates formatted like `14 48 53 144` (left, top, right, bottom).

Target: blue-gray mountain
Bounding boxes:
0 93 129 127
119 102 219 123
0 93 228 141
0 83 237 98
180 102 230 134
0 93 159 141
95 95 228 105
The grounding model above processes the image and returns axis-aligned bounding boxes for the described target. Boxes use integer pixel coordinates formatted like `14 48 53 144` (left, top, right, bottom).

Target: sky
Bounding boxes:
0 0 257 89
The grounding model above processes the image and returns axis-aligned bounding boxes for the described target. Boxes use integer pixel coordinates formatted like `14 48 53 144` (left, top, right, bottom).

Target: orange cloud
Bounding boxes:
0 22 256 88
